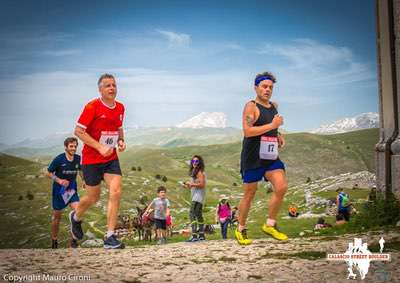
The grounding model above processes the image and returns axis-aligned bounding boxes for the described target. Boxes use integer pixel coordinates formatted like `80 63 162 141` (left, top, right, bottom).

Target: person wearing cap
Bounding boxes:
215 196 232 239
236 71 288 245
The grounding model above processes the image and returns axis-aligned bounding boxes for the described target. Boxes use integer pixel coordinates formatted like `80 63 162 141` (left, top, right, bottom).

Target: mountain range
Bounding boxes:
176 112 227 128
1 112 379 158
310 112 379 134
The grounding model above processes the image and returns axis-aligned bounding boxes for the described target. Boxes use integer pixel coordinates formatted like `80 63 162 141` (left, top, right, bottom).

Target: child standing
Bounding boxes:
144 186 170 244
184 155 206 242
215 196 231 239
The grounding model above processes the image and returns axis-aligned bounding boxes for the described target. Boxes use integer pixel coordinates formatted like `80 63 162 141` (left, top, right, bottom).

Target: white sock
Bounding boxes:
106 230 114 238
266 218 276 227
73 212 80 222
238 224 246 232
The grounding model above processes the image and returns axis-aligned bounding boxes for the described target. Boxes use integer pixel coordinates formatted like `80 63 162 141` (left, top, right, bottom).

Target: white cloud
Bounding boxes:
258 39 374 87
0 68 250 142
155 29 191 48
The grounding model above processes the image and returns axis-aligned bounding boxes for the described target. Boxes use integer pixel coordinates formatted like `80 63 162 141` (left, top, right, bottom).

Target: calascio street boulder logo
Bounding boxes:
327 237 390 280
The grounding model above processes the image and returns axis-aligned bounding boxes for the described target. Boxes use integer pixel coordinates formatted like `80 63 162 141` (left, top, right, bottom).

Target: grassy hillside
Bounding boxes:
0 129 378 248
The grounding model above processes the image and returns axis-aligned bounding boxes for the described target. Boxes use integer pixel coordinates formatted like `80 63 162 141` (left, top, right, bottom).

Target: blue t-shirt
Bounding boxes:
48 153 81 195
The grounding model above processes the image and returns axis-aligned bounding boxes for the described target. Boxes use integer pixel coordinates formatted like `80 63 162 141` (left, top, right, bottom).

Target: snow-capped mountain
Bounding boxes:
310 112 379 134
176 112 227 128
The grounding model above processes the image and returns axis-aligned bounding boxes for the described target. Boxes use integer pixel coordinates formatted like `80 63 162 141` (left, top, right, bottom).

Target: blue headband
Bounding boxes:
255 75 274 86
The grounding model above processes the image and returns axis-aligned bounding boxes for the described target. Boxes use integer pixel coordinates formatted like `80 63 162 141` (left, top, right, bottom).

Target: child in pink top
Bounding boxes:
215 196 232 239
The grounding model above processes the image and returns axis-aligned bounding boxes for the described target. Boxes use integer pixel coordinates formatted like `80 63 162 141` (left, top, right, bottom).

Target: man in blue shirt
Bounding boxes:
47 137 85 248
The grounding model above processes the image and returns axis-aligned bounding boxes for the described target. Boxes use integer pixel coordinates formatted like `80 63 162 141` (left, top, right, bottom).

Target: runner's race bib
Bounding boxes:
61 189 76 204
99 131 119 148
259 136 279 160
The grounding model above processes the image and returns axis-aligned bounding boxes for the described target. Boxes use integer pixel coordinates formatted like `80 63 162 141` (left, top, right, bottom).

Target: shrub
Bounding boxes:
350 192 400 229
131 166 137 171
26 191 34 200
137 166 142 172
162 176 168 182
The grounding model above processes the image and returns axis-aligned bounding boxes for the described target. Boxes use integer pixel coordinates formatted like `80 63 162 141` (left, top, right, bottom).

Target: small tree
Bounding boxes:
26 191 34 200
155 174 161 179
162 176 168 182
137 166 142 172
18 195 23 201
233 182 238 187
131 166 137 171
306 177 311 183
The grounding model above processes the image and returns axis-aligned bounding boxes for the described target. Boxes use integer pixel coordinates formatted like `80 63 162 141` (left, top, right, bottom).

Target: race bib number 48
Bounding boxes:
259 136 278 160
99 131 119 148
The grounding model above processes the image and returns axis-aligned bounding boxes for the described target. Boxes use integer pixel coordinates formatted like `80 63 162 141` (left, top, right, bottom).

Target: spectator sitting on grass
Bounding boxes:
288 204 299 218
314 217 332 229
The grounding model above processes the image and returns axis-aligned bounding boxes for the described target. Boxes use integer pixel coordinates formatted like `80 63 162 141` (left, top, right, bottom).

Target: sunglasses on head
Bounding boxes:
191 159 199 164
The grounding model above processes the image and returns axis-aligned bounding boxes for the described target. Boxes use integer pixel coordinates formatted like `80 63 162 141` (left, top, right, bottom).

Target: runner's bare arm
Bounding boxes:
74 126 102 151
46 171 58 182
74 125 113 156
242 102 283 138
79 171 86 188
47 171 69 187
278 132 285 148
118 127 126 152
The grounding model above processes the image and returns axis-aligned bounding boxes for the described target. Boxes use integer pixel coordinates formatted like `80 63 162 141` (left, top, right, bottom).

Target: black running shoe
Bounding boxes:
186 235 198 242
104 234 125 249
70 239 79 248
51 239 58 249
198 234 206 241
69 211 83 240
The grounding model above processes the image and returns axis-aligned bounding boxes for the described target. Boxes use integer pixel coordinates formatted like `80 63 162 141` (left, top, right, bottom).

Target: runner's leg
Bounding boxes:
238 182 258 230
104 173 122 233
75 185 101 219
51 210 62 240
264 169 288 222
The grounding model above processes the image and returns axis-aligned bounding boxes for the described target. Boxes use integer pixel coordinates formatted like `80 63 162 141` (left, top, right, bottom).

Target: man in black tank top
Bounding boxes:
234 71 289 245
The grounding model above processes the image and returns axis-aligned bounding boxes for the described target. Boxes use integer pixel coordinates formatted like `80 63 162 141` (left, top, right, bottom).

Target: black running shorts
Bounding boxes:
82 159 122 186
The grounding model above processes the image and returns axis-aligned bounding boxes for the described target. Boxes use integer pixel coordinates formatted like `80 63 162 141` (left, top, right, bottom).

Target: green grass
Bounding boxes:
0 129 385 248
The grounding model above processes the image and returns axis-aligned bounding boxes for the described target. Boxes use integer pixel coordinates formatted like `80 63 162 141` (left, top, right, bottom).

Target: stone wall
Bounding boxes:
376 0 400 199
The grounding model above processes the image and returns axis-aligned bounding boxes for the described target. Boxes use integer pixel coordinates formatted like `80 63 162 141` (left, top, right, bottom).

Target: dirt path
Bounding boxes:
0 231 399 283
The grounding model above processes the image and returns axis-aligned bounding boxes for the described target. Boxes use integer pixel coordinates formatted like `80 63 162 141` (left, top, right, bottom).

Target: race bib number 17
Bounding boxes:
259 136 279 160
99 131 119 148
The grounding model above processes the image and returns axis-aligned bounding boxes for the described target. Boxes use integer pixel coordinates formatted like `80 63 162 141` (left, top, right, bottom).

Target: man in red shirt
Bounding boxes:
70 73 126 249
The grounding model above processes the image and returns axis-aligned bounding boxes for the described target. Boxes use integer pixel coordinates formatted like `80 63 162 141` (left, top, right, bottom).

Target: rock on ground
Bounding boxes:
0 231 399 283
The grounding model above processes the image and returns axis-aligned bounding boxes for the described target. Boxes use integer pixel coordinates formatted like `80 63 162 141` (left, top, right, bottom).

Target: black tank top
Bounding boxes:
240 101 280 172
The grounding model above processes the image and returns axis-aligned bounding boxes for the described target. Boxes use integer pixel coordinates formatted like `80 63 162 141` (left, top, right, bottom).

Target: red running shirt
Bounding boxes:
77 98 125 165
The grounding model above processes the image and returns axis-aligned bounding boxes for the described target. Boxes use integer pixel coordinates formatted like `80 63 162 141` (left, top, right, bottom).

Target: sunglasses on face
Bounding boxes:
191 159 199 164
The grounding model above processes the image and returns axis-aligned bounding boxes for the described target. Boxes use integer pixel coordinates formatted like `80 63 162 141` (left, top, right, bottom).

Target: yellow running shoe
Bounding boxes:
234 228 252 245
261 224 288 241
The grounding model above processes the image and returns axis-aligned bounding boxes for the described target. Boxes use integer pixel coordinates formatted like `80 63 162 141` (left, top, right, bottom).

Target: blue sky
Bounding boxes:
0 0 377 144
